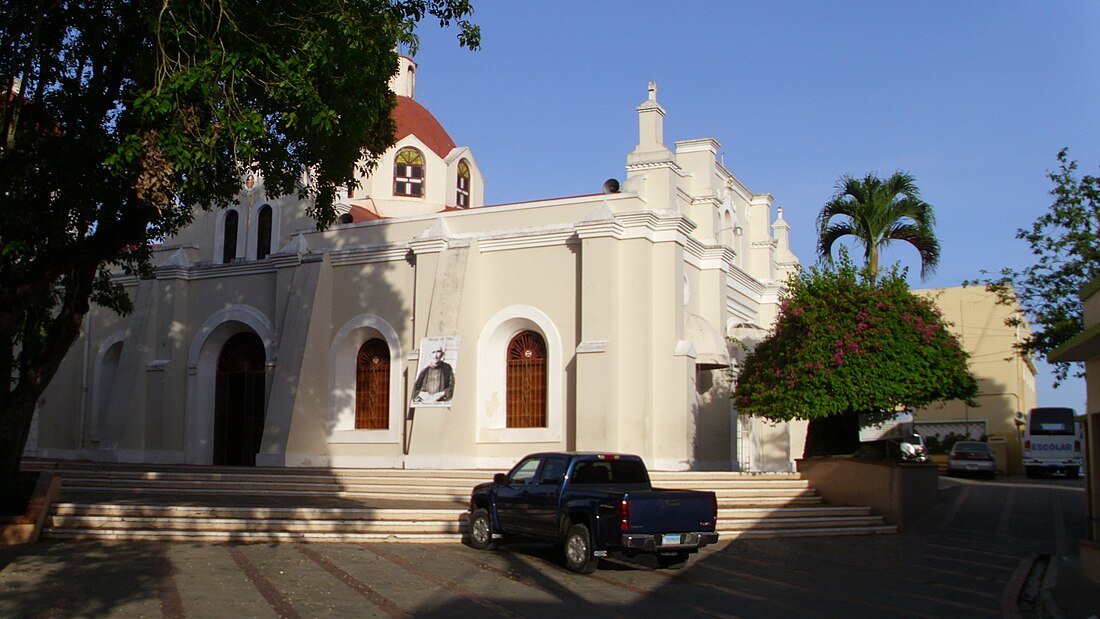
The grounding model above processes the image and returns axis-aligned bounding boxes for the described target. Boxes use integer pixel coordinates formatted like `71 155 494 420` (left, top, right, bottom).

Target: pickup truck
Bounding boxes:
467 452 719 573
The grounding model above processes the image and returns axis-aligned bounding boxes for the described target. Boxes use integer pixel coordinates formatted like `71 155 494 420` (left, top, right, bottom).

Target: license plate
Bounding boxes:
662 534 682 545
967 464 978 470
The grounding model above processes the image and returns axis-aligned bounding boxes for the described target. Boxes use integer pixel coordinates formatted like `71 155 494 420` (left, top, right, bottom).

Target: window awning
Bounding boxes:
686 314 730 370
1049 322 1100 363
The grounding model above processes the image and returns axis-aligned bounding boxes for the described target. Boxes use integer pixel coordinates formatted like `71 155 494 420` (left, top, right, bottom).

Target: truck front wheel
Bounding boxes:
563 524 598 574
468 508 496 550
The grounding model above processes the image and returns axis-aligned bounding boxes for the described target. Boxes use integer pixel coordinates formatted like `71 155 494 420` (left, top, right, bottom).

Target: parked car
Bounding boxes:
947 441 996 479
898 434 928 462
467 452 719 573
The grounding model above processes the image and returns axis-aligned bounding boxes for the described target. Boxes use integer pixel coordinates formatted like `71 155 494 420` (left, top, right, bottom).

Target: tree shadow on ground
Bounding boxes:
0 540 171 618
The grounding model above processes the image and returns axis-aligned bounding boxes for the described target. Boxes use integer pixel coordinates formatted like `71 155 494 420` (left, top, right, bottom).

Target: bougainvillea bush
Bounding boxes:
733 256 978 456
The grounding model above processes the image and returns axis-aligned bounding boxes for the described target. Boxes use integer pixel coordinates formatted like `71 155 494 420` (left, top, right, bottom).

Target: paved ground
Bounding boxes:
0 475 1094 618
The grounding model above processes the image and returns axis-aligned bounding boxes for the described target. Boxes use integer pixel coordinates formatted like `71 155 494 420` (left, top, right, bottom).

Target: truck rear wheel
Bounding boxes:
468 508 496 550
563 524 598 574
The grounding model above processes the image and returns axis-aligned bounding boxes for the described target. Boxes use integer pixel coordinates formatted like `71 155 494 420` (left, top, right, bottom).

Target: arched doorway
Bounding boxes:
214 332 267 466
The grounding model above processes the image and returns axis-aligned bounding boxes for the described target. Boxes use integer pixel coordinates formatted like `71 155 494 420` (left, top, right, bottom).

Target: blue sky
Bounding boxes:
411 1 1099 411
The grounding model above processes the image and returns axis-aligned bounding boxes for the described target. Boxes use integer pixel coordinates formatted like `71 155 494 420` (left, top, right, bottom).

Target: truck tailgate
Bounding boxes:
622 490 715 533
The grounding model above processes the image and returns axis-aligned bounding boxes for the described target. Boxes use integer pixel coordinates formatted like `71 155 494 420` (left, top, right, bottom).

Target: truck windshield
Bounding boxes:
571 459 649 485
1029 408 1076 435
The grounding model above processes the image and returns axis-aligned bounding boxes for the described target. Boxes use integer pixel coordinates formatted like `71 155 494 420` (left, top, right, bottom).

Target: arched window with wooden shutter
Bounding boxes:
507 331 547 428
355 338 390 429
256 205 272 260
222 210 238 263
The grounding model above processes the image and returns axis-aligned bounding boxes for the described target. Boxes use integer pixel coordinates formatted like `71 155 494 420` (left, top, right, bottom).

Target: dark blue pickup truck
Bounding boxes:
467 452 719 573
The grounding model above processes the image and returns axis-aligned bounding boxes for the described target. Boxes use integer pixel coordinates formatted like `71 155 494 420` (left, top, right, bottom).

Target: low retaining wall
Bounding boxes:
1082 540 1100 585
797 457 939 530
0 472 61 545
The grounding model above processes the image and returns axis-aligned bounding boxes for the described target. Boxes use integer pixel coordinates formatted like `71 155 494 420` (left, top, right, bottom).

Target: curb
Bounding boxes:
1038 555 1067 619
1002 552 1037 619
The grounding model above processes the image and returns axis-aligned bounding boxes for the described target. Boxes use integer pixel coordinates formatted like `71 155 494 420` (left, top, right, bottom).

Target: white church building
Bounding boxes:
31 57 804 472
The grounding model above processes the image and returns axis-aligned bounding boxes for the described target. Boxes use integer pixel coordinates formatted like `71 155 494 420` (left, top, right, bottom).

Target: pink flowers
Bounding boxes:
902 312 943 343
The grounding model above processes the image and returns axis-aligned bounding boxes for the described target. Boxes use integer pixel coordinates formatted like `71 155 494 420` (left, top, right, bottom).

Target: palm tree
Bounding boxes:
817 172 940 282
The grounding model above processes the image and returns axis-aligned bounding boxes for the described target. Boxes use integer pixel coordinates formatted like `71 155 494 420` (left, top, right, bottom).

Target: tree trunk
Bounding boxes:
803 410 862 457
0 388 40 477
0 269 94 478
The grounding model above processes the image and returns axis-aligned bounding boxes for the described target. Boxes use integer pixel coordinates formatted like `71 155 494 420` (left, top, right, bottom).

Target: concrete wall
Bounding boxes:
797 457 940 530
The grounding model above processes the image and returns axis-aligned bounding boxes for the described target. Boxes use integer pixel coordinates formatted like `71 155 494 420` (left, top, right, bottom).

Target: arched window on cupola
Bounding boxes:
222 210 239 263
456 159 471 208
256 205 272 260
394 148 425 197
506 331 547 428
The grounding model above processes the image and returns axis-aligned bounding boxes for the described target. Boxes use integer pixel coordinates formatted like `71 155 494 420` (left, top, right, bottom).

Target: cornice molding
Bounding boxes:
625 159 683 174
478 227 577 253
408 237 450 255
329 244 411 266
150 259 280 282
727 266 766 297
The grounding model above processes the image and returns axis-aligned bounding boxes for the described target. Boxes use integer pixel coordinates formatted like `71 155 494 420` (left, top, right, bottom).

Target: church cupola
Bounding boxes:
341 55 484 220
389 55 416 99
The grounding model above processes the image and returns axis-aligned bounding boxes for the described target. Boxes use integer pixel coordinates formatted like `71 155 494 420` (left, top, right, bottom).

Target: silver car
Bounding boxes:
947 441 996 479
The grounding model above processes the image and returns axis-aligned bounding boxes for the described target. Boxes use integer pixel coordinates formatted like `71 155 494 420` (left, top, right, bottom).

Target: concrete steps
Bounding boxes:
25 461 898 542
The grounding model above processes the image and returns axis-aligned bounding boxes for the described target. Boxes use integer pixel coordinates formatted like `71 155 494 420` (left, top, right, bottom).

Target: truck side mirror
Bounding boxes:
493 473 507 485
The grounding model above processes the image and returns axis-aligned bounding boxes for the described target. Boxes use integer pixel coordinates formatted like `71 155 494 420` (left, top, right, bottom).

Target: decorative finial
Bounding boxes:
648 81 657 101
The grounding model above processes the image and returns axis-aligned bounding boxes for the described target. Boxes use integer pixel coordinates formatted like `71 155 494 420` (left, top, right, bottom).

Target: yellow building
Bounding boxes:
912 286 1038 474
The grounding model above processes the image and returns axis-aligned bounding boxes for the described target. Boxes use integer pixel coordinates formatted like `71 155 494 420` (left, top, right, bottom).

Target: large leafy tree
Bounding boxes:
965 149 1099 385
0 1 479 476
817 172 940 283
733 256 978 456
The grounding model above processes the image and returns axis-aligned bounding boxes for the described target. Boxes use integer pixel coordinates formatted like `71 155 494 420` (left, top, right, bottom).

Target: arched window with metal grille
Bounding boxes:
355 338 390 429
456 159 471 208
507 331 547 428
394 148 425 197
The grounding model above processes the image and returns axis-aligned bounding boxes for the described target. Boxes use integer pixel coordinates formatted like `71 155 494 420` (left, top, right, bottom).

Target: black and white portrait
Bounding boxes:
411 336 460 407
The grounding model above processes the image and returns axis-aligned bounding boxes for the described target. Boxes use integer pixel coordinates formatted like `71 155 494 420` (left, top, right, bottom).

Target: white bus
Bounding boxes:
1022 407 1083 478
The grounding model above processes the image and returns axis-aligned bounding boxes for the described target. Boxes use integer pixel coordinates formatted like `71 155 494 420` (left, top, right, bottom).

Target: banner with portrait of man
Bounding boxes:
411 336 460 408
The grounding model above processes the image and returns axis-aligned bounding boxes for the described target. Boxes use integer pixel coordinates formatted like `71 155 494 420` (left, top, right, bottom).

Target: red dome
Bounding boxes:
393 95 456 158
